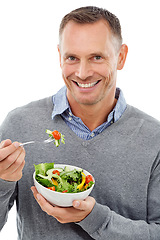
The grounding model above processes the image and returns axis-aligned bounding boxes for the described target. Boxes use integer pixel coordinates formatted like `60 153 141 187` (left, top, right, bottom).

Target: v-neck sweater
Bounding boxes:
0 96 160 240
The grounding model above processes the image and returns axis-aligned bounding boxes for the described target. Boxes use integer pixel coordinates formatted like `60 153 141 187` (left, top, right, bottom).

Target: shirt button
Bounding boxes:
90 132 95 137
68 117 72 121
69 112 73 116
111 120 113 124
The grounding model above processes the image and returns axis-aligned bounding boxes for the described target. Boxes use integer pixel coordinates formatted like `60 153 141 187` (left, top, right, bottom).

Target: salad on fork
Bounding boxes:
45 129 65 147
20 129 65 147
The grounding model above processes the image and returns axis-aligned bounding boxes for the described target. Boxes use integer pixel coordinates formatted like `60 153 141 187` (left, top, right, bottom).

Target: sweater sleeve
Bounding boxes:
77 154 160 240
0 179 17 230
0 113 18 231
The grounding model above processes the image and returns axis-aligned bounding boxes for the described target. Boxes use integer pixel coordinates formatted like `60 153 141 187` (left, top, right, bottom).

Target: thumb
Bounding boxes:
73 196 95 211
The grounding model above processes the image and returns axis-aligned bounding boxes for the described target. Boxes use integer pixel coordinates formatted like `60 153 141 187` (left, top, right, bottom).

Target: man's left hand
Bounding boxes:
31 186 95 223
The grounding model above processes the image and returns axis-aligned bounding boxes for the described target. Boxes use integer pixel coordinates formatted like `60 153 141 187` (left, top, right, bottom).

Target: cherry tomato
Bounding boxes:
48 186 55 191
52 130 61 140
52 170 60 175
85 175 94 184
62 190 68 193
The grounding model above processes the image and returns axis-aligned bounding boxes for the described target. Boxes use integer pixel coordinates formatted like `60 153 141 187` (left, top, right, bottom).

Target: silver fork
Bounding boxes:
19 137 54 146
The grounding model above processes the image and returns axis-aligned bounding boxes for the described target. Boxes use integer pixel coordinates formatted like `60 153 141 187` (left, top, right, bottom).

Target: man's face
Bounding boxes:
58 20 127 107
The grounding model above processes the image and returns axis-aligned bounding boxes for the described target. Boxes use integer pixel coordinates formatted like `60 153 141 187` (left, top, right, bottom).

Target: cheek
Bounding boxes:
101 63 117 87
95 61 113 76
63 66 75 80
97 65 111 79
103 62 117 79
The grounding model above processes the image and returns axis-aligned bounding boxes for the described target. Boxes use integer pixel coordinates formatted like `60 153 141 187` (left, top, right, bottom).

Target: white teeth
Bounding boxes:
77 81 98 88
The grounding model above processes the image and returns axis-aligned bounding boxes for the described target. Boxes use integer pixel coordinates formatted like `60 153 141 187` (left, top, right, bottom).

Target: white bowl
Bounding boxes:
33 164 95 207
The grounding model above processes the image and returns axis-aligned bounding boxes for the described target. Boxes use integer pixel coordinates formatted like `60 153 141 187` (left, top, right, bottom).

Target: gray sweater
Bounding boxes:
0 96 160 240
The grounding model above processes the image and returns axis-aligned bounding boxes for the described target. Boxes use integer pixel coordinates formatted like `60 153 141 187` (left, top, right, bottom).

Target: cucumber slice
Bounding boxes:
64 166 70 172
46 168 63 175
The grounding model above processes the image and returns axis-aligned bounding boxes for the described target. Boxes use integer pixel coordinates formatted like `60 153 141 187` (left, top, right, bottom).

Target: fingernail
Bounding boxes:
13 142 20 148
74 201 80 208
0 141 4 149
37 194 41 201
20 145 25 150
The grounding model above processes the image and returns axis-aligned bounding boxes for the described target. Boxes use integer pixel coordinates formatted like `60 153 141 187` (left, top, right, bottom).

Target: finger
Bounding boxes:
31 186 38 195
8 148 26 174
72 196 95 211
31 186 51 208
8 157 25 181
31 186 55 216
0 141 20 161
0 139 12 149
0 149 25 181
0 144 24 170
31 186 38 198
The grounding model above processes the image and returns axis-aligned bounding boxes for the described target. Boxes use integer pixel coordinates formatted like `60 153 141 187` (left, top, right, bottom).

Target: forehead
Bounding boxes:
60 20 115 53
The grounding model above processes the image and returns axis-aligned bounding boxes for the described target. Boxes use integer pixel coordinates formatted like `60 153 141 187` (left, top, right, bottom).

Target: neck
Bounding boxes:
67 92 117 132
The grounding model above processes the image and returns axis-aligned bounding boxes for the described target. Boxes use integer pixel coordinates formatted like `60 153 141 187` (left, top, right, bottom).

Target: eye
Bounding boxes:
94 56 102 61
68 56 76 61
65 56 78 64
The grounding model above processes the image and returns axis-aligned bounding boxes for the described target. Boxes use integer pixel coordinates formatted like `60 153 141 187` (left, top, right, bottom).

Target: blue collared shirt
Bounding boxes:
52 86 127 140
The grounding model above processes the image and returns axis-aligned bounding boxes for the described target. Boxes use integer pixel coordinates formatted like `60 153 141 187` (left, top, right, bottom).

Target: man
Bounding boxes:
0 6 160 240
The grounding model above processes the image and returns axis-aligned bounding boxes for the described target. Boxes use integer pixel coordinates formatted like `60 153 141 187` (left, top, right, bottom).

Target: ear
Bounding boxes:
117 44 128 70
57 44 62 68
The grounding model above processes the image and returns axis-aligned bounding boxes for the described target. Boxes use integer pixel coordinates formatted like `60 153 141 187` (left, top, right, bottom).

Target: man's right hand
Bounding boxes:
0 139 25 182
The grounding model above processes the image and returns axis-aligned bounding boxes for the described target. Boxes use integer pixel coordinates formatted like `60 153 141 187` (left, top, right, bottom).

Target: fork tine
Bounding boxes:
44 137 54 143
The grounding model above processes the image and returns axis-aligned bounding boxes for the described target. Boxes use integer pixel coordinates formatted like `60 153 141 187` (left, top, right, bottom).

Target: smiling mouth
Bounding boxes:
75 80 100 88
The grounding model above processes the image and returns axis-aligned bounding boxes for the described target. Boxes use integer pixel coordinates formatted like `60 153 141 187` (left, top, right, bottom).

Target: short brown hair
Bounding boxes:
59 6 123 47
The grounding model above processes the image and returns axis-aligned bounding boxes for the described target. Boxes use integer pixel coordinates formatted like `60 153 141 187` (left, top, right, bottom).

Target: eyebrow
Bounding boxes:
89 52 106 57
63 51 108 59
63 53 78 59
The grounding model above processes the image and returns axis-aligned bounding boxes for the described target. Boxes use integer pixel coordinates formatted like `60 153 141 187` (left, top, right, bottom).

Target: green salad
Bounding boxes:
46 129 65 147
34 162 94 193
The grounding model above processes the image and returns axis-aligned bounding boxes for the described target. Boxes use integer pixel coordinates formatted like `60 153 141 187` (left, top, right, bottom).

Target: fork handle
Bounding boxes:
19 141 35 146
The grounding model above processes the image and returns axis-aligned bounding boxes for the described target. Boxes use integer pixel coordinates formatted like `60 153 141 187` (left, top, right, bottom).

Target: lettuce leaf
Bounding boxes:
34 162 54 175
60 169 82 183
56 177 79 193
35 175 54 188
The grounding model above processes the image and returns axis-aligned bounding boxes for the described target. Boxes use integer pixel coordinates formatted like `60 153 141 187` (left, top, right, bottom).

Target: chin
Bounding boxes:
74 96 103 106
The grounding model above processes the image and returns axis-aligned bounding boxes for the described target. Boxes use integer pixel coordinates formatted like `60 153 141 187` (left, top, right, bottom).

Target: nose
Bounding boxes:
75 60 94 80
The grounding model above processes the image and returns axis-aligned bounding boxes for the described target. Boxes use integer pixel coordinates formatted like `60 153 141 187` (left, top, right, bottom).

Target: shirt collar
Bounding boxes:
52 86 69 119
52 86 126 122
113 88 127 122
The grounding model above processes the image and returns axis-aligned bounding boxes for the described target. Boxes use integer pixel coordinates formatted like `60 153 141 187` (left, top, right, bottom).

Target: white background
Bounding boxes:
0 0 160 239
